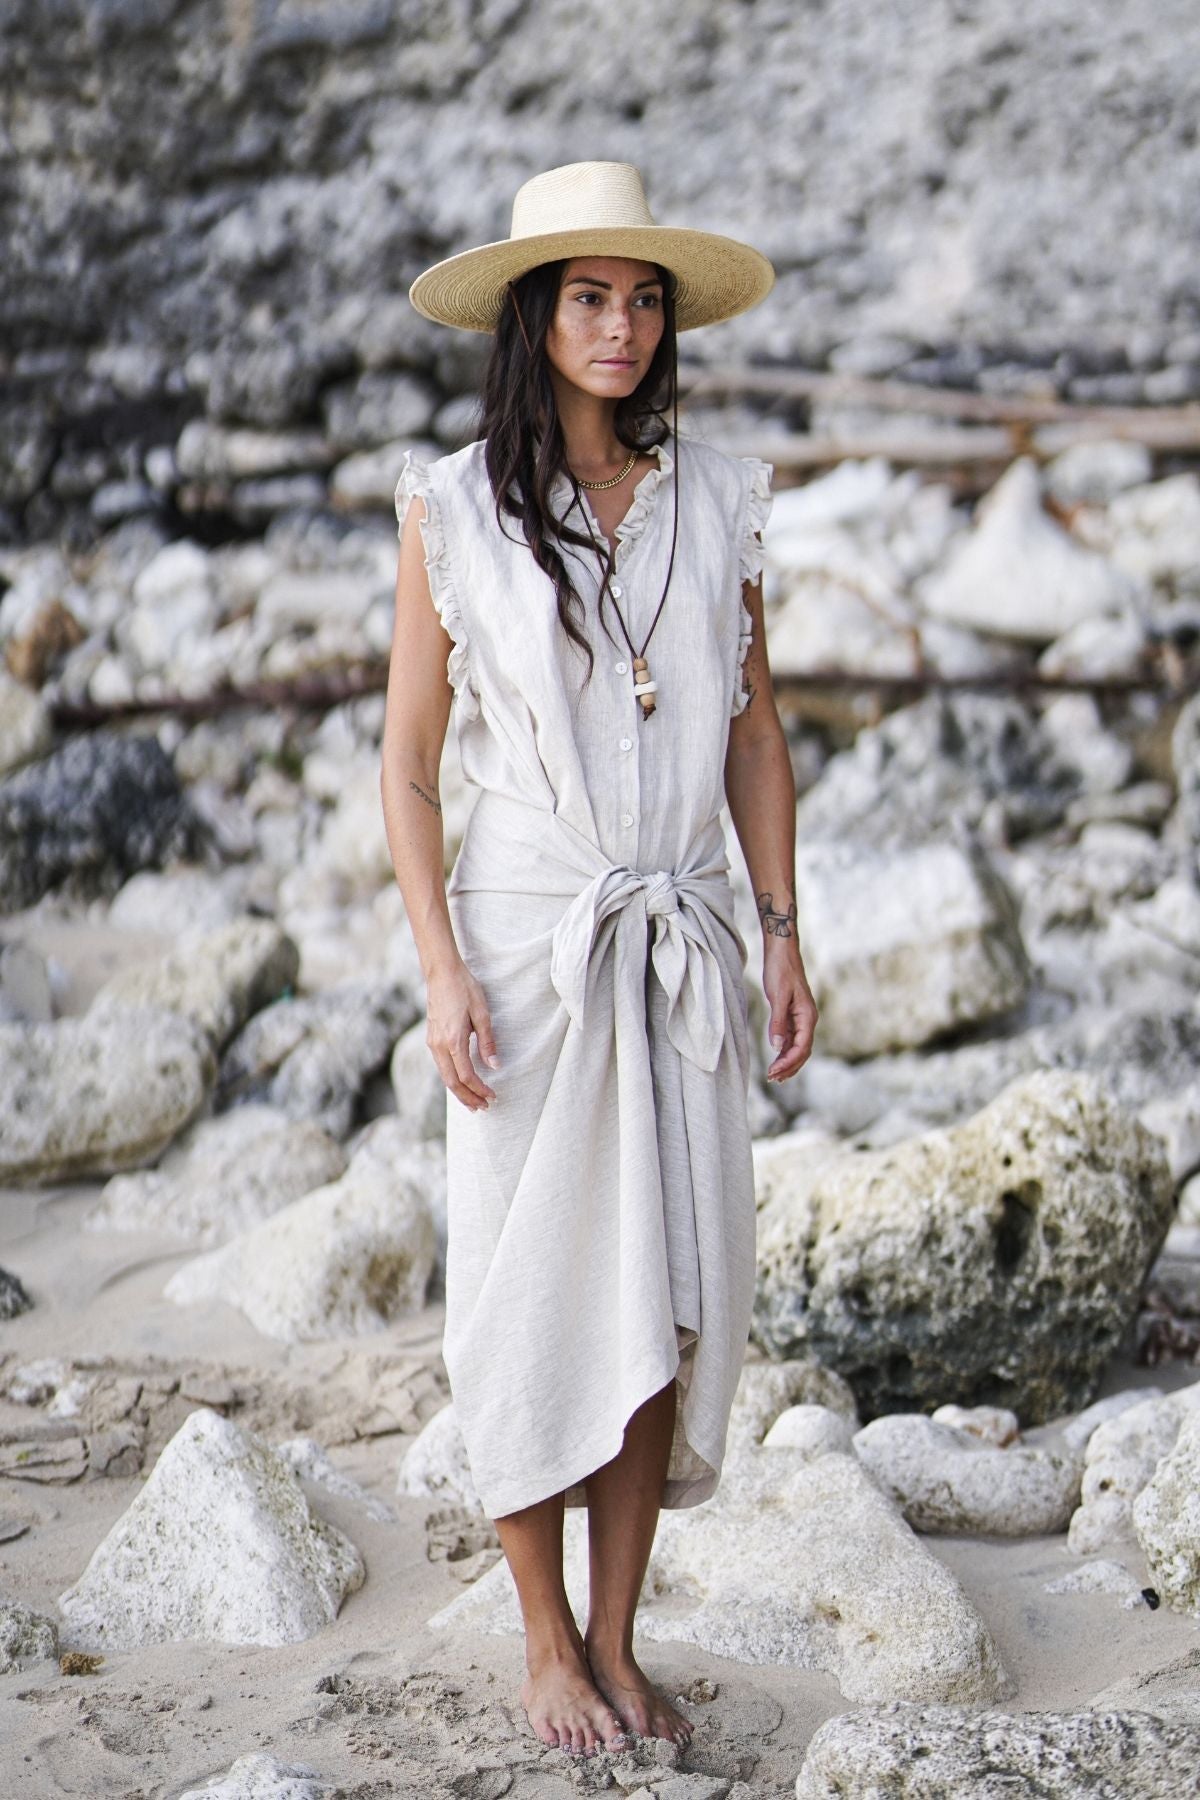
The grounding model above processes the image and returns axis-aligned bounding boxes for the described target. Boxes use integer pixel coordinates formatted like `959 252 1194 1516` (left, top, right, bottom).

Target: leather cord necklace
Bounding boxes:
570 437 679 720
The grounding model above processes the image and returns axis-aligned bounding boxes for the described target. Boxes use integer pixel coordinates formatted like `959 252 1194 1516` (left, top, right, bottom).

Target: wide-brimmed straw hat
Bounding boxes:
408 160 775 333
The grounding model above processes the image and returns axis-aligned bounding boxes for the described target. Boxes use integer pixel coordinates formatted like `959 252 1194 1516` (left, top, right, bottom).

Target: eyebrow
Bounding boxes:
563 275 663 290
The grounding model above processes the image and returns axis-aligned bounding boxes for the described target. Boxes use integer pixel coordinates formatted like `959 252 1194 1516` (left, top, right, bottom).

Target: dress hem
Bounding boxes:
471 1345 724 1521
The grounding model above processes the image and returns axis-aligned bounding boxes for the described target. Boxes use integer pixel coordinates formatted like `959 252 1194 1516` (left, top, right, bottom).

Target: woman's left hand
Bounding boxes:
761 937 819 1082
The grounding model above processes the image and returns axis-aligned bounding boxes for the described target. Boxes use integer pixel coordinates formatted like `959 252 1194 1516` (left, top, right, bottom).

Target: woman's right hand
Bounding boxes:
425 960 499 1111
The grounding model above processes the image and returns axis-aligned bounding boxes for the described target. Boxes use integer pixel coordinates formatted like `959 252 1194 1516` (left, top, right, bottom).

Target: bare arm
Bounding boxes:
723 567 818 1081
379 495 497 1110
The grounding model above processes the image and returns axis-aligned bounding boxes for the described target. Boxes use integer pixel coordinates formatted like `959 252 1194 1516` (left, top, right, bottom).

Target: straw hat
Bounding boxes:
408 160 775 333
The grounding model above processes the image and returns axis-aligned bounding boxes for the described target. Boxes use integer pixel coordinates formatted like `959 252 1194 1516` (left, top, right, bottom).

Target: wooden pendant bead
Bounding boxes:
632 656 649 671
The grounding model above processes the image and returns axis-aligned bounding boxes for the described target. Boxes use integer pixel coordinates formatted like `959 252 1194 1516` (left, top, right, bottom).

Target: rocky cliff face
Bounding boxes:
2 0 1198 543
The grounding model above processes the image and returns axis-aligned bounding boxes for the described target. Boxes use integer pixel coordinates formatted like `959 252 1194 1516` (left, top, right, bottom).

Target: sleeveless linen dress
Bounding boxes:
395 434 773 1519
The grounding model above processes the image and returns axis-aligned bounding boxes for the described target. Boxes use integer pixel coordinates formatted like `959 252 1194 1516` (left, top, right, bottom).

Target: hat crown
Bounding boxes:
509 161 657 243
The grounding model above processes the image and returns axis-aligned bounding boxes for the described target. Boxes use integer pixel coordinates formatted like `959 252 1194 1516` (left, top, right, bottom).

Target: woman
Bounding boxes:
380 162 818 1761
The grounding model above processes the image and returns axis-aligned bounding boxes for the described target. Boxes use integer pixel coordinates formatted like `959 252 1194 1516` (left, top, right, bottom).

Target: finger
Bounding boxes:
432 1047 489 1110
449 1034 496 1104
473 1008 501 1072
769 1006 816 1075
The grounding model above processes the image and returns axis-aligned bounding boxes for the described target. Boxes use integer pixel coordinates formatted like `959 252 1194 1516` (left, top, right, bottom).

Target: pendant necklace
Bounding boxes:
570 443 679 721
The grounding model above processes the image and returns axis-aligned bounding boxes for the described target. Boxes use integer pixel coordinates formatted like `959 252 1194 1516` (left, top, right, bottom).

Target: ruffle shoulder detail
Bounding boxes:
731 457 773 717
738 456 774 586
394 449 481 723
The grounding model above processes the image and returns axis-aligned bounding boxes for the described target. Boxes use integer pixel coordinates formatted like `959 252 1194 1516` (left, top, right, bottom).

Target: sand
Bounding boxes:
2 909 1198 1800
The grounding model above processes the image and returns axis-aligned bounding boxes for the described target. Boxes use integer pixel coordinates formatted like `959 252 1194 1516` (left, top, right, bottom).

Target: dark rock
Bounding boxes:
0 733 203 914
794 692 1080 851
0 1266 33 1319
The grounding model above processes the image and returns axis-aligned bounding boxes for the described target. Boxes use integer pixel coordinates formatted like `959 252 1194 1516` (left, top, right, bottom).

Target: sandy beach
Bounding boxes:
1 908 1198 1800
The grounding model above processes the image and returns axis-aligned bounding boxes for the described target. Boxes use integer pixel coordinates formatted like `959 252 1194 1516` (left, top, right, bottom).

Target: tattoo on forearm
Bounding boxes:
409 779 441 816
756 889 797 937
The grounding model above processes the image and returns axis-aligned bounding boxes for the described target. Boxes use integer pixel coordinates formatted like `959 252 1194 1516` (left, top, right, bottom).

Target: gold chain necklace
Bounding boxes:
573 450 638 491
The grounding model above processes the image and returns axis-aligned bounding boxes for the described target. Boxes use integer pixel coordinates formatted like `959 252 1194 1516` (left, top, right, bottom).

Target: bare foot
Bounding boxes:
584 1638 695 1748
520 1643 630 1757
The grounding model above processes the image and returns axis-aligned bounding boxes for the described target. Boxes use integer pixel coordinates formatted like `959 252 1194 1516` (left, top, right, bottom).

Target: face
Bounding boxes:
543 256 666 400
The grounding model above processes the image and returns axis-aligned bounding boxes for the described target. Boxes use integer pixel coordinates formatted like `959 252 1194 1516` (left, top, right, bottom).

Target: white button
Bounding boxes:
619 736 633 751
614 659 628 674
620 812 634 827
611 582 623 597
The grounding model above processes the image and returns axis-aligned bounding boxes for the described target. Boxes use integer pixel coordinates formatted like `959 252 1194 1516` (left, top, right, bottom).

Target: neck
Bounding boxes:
549 376 626 475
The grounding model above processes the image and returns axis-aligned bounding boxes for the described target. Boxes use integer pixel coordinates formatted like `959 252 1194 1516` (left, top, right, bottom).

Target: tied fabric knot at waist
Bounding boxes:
549 858 736 1073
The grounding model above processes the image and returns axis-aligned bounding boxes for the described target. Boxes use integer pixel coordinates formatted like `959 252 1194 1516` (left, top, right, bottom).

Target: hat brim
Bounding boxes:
408 225 775 333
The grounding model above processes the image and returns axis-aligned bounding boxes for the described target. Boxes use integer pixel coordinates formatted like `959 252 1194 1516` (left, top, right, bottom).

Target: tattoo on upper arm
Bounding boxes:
409 779 442 816
756 889 797 937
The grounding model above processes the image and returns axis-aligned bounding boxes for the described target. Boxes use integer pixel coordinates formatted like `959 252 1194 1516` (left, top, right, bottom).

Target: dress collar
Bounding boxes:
549 437 676 556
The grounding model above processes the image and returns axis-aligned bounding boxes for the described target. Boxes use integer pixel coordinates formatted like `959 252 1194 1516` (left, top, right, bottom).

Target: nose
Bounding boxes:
606 301 635 341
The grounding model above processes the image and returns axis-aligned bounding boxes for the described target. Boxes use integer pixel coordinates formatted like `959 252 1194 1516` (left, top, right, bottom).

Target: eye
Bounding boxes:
635 293 662 308
574 290 603 304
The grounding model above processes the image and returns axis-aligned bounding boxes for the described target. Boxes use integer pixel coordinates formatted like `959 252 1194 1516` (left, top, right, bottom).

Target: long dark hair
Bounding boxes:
479 259 679 687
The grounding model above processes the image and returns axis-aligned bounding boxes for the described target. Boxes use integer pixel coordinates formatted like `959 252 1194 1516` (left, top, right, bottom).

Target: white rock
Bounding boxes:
755 1071 1175 1425
1043 1557 1147 1610
0 667 54 776
792 836 1029 1058
397 1401 483 1510
91 918 299 1053
87 651 137 707
853 1415 1080 1535
178 1752 332 1798
109 867 254 939
389 1019 448 1142
765 533 917 680
1060 1387 1164 1455
1043 438 1154 506
916 616 1029 679
256 571 372 635
131 539 212 608
1140 1077 1200 1184
329 438 436 508
1132 1412 1200 1615
164 1117 436 1343
1100 472 1200 590
1038 692 1134 795
0 1599 59 1671
1038 612 1148 681
176 421 334 481
428 1366 1004 1706
727 1360 861 1448
762 1404 856 1457
929 1405 1019 1447
274 1436 397 1523
57 1408 363 1650
1068 1381 1200 1555
119 581 218 674
795 1702 1200 1797
1180 1172 1200 1228
766 458 896 536
919 458 1140 643
85 1105 347 1248
216 976 418 1139
0 1004 213 1183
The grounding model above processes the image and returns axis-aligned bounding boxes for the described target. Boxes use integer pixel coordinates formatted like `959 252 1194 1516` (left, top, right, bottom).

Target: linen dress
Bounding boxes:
394 433 773 1520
